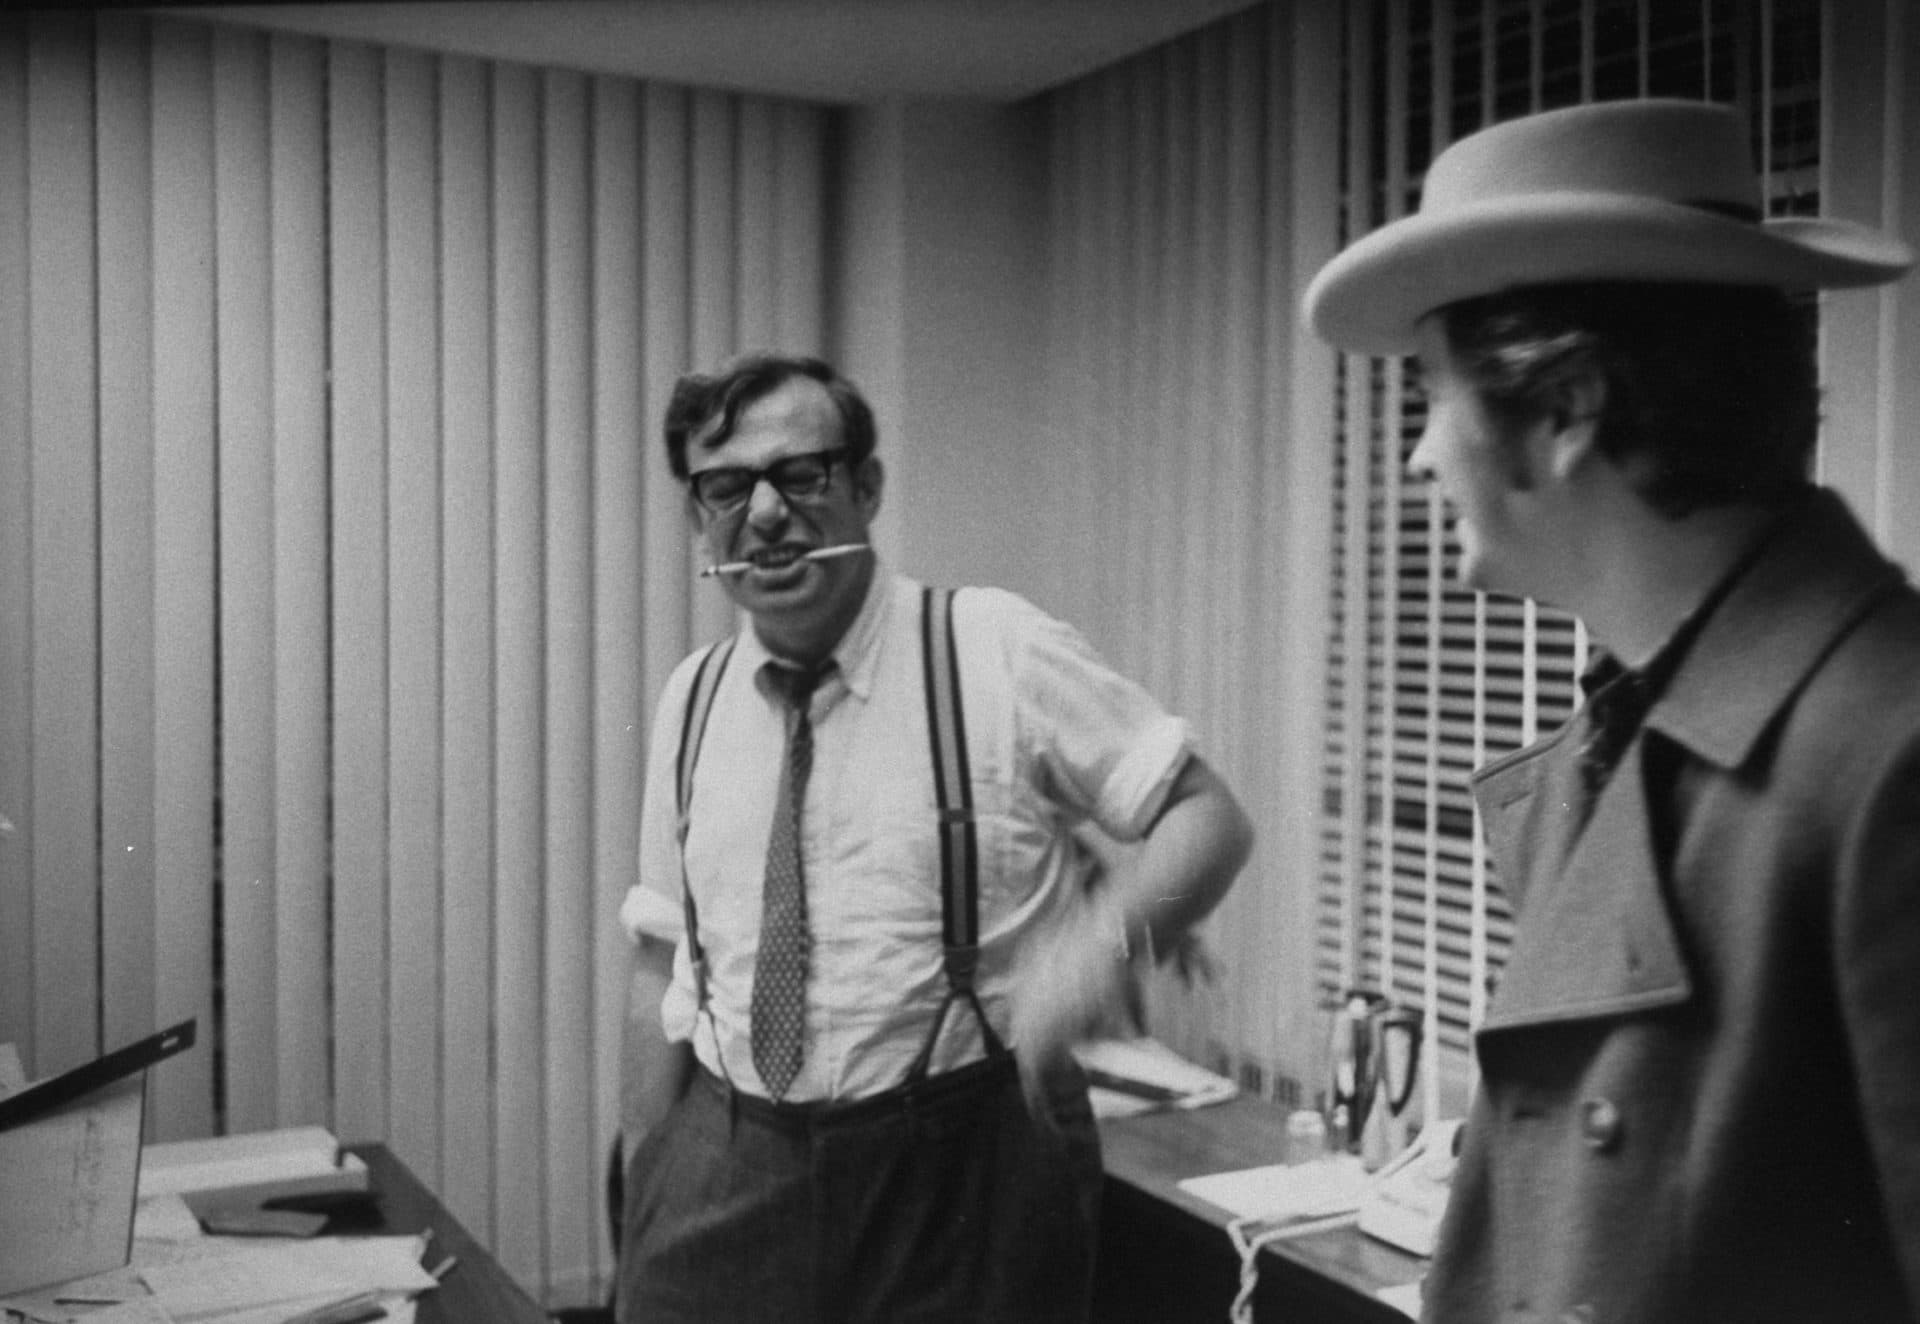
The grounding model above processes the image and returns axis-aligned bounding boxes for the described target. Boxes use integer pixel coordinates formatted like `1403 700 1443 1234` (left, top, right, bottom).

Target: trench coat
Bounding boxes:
1423 489 1920 1324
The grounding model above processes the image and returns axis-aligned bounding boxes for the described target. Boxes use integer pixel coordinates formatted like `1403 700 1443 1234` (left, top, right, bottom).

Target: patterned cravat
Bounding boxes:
750 659 834 1100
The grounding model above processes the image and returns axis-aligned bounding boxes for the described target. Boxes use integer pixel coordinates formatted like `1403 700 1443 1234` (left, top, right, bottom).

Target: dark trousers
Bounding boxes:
616 1055 1102 1324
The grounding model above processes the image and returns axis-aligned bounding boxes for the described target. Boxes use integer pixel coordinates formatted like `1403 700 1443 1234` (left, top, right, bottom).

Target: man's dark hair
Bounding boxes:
663 353 877 483
1438 282 1819 517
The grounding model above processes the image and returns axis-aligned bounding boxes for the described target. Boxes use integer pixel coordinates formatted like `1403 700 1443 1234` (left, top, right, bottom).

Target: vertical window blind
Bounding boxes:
1316 0 1824 1123
1040 3 1342 1100
0 12 826 1305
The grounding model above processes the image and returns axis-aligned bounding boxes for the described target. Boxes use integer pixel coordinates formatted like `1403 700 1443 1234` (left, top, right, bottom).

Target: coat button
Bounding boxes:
1580 1098 1623 1152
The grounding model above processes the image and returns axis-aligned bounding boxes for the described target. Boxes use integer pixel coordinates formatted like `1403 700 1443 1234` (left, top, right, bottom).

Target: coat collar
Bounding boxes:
1643 488 1903 769
1469 488 1902 1036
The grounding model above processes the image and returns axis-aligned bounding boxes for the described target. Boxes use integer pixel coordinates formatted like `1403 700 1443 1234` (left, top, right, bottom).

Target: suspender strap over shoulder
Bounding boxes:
676 635 736 1012
917 586 1006 1070
921 586 980 983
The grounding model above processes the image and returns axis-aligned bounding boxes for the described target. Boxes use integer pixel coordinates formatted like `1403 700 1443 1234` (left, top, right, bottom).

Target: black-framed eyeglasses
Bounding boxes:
687 448 850 516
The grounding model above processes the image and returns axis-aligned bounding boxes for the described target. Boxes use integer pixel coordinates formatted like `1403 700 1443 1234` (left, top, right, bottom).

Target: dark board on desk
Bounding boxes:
339 1144 550 1324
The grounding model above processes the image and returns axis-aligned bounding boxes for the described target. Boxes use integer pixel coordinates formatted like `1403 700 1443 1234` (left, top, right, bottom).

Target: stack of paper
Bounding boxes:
138 1126 370 1212
1073 1036 1240 1118
1377 1279 1423 1319
1 1226 437 1324
1178 1153 1370 1222
139 1234 437 1323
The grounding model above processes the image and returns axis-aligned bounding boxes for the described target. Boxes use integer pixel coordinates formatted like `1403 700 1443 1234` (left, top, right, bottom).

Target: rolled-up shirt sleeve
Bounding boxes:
625 658 698 948
619 881 684 945
1000 594 1193 840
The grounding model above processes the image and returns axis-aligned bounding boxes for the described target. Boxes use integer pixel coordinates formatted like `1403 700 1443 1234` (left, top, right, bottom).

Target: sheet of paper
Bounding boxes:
139 1127 362 1202
0 1258 146 1323
1177 1153 1370 1221
138 1235 435 1322
134 1196 206 1244
0 1071 146 1296
1074 1036 1240 1118
66 1299 177 1324
1377 1279 1422 1318
3 1196 220 1318
182 1289 417 1324
132 1233 308 1272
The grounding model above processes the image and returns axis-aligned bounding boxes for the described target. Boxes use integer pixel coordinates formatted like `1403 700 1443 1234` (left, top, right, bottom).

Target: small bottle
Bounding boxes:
1286 1108 1328 1164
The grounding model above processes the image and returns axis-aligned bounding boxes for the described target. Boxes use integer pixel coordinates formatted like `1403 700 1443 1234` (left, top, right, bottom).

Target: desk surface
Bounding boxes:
1099 1097 1426 1316
339 1144 548 1324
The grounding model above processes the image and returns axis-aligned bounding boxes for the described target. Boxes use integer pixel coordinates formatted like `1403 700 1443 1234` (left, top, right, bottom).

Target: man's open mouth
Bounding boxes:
748 546 810 571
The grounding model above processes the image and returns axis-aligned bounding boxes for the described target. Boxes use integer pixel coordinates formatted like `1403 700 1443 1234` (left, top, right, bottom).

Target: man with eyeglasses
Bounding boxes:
613 353 1252 1323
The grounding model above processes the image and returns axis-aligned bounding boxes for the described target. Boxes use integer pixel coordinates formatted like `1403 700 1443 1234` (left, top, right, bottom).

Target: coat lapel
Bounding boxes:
1469 490 1903 1039
1476 738 1693 1034
1473 727 1572 915
1646 488 1902 769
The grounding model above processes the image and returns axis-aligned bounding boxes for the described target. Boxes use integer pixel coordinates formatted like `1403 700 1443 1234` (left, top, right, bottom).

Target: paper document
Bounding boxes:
1178 1153 1370 1222
1377 1279 1423 1318
0 1023 197 1297
62 1300 176 1324
138 1234 436 1322
0 1071 147 1296
134 1194 209 1243
139 1124 369 1206
0 1255 148 1323
1073 1036 1238 1118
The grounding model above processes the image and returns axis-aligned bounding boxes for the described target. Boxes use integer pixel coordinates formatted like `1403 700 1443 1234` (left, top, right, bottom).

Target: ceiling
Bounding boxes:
165 0 1263 104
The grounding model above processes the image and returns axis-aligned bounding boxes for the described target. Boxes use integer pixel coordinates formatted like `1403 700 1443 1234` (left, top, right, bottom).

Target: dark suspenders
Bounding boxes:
912 586 1007 1076
671 586 1004 1089
676 633 736 1017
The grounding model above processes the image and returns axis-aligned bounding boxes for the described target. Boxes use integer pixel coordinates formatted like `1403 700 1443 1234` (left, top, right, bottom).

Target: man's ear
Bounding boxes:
1545 365 1607 483
853 456 884 517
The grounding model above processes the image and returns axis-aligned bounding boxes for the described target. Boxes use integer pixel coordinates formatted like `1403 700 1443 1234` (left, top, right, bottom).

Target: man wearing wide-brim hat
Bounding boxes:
1306 98 1919 1323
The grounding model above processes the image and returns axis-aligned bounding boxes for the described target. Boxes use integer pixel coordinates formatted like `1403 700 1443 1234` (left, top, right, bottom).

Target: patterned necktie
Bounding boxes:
750 659 833 1100
1571 524 1774 834
1575 658 1648 816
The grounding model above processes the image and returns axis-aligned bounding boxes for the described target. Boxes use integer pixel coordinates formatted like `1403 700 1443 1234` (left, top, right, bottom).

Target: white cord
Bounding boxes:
1220 1127 1446 1324
1227 1210 1361 1324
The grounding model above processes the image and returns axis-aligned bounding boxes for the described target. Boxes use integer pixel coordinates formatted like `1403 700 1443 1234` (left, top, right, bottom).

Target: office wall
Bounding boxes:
0 11 828 1304
827 98 1053 604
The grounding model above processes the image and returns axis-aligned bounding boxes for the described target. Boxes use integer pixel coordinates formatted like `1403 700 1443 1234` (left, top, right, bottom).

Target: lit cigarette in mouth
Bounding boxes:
700 543 871 578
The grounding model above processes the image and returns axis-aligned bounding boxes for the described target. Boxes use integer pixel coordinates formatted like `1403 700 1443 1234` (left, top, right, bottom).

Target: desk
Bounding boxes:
334 1144 548 1324
1095 1098 1426 1324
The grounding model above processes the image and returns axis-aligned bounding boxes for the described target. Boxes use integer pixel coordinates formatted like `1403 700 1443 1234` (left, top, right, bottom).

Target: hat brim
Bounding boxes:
1304 193 1913 355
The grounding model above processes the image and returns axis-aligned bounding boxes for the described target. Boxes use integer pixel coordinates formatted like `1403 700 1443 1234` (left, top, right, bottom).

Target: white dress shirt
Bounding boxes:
622 567 1191 1101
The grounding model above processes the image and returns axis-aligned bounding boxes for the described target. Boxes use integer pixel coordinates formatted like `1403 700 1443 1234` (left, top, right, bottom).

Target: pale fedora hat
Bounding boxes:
1304 98 1912 355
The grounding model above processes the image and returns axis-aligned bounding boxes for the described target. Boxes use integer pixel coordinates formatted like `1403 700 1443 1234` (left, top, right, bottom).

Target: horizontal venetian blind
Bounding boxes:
1316 0 1823 1122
